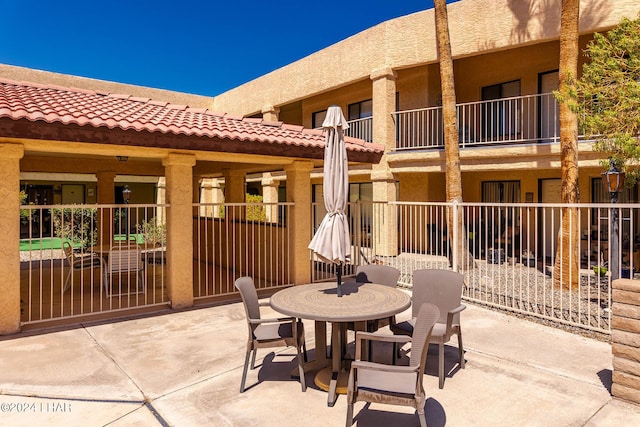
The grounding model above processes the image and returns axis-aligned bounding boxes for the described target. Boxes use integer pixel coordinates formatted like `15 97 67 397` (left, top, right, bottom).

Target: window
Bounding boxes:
348 99 372 120
482 180 521 244
482 181 521 203
312 110 327 129
481 80 521 139
591 177 635 203
591 177 637 230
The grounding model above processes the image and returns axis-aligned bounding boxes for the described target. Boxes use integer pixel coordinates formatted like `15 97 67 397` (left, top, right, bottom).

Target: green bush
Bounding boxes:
137 218 166 246
19 190 31 222
218 194 268 222
246 194 267 222
51 207 98 249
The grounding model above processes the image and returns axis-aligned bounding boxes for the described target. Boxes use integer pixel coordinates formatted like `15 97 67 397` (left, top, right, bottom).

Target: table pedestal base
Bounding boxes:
315 367 349 406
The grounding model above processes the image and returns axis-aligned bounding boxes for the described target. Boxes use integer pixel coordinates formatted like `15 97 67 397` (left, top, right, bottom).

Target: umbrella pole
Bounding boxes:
336 263 342 297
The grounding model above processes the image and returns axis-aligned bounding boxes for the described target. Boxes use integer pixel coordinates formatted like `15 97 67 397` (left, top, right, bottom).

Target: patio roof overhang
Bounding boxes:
0 78 384 175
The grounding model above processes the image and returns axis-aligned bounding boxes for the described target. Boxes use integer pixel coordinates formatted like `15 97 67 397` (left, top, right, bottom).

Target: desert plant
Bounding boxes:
51 207 98 249
246 194 267 222
19 190 31 223
218 194 268 221
137 218 166 246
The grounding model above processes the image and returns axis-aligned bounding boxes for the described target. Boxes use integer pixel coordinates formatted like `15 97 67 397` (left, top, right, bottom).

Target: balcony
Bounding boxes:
392 93 587 151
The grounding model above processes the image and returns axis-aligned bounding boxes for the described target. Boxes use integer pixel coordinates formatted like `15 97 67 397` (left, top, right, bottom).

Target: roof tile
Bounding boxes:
0 78 384 156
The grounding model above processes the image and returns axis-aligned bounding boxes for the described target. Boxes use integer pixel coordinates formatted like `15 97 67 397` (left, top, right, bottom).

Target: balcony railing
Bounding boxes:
345 117 373 142
392 93 584 150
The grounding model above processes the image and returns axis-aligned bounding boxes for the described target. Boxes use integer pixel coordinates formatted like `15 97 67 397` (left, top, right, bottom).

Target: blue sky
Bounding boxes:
0 1 457 96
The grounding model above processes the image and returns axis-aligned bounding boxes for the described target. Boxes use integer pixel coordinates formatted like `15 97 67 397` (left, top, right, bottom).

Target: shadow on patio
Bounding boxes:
1 296 639 426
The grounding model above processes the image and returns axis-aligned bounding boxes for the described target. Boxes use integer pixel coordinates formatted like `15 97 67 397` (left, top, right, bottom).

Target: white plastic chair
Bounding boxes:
105 245 145 297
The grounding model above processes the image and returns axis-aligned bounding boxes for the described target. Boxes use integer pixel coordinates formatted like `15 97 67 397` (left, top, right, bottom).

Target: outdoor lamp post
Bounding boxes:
601 162 625 280
122 185 132 243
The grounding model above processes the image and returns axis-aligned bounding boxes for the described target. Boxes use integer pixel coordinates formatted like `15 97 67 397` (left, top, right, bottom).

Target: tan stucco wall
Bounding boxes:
212 0 640 115
398 164 608 206
300 80 372 129
0 143 24 334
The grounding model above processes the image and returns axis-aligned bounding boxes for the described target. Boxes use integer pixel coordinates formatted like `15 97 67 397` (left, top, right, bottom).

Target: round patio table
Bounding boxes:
270 281 410 406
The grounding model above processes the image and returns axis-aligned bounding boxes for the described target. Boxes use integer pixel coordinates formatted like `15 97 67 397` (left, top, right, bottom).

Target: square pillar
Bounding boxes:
372 171 399 257
370 68 399 258
612 278 640 405
285 161 314 285
199 178 223 218
223 169 246 203
261 173 280 223
0 143 24 334
223 169 246 221
96 170 116 246
370 67 397 151
261 104 280 122
162 153 196 309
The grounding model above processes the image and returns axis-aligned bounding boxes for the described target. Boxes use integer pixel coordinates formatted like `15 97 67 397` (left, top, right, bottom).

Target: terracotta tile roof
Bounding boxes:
0 78 384 156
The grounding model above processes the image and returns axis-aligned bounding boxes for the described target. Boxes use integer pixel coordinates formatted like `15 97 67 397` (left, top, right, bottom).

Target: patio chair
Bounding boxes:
390 268 466 389
346 303 440 427
235 276 307 393
62 241 104 293
342 264 401 359
345 264 401 333
105 245 145 297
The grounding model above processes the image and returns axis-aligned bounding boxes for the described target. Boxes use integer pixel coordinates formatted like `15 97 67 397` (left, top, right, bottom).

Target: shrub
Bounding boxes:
51 207 98 249
137 218 166 246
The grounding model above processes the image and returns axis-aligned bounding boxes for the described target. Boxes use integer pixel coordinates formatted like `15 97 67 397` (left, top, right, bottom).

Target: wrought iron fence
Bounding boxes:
20 203 168 325
193 202 294 299
317 200 639 335
21 199 633 334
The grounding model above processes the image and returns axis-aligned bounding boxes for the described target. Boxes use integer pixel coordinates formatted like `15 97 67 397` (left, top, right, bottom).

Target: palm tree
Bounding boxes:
554 0 580 290
433 0 472 270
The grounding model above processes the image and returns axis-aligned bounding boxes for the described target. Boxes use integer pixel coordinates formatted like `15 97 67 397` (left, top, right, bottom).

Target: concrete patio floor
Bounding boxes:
1 292 640 426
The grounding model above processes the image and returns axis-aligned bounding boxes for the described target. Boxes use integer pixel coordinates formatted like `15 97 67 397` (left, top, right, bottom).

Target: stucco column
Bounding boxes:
156 177 166 224
162 153 196 309
370 67 398 257
223 169 246 203
0 143 24 334
611 278 640 405
285 161 313 285
223 169 246 220
370 67 397 151
262 172 280 223
199 178 219 218
192 175 201 217
96 170 116 246
261 104 280 122
211 178 224 218
371 170 398 257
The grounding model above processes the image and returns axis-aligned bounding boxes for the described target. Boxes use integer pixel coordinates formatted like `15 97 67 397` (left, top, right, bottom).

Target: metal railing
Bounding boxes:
393 93 575 150
193 202 294 299
21 199 633 334
20 203 168 325
345 201 638 334
345 117 373 142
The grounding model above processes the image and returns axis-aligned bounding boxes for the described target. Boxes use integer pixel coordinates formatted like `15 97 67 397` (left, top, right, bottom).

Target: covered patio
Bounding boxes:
0 78 383 334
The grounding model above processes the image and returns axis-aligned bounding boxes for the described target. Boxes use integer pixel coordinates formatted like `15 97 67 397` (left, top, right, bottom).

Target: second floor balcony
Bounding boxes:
392 93 587 151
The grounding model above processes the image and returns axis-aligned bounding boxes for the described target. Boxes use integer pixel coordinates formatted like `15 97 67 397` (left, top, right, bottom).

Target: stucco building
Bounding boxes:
2 0 640 333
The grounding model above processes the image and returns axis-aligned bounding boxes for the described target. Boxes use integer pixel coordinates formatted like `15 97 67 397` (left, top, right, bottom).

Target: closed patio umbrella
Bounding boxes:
308 105 351 297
